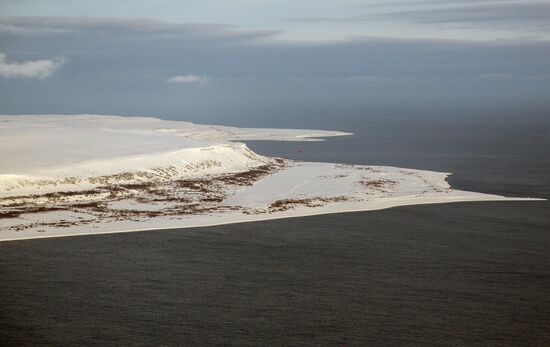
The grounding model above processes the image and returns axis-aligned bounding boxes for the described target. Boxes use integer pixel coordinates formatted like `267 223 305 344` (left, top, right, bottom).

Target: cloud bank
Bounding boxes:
0 15 549 125
372 1 550 30
0 53 64 79
0 16 279 42
166 74 208 84
295 1 550 32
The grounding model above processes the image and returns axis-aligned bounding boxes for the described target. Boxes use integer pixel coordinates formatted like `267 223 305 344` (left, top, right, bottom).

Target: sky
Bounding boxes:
1 0 549 127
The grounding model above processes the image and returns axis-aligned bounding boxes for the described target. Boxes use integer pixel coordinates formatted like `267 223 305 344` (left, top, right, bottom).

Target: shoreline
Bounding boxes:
1 195 543 243
1 115 544 242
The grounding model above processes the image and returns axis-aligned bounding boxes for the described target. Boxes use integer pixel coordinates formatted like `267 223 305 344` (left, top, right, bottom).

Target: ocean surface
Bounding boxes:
1 114 549 346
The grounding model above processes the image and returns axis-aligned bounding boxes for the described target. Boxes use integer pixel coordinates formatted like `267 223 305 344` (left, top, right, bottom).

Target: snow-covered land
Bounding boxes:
0 115 540 241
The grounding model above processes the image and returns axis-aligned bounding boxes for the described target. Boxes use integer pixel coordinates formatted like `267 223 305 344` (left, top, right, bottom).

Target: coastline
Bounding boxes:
1 193 542 242
1 115 543 242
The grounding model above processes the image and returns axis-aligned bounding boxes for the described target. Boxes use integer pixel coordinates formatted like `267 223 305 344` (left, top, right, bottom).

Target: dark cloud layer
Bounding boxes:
1 16 549 126
297 1 550 32
0 16 280 41
370 1 550 30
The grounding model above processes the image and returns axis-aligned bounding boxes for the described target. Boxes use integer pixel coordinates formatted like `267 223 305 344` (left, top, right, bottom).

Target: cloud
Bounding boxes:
0 53 64 78
0 15 549 121
166 74 208 84
0 16 280 42
475 73 515 81
3 17 549 83
365 1 550 30
362 0 518 8
294 1 550 32
475 73 550 81
1 15 549 117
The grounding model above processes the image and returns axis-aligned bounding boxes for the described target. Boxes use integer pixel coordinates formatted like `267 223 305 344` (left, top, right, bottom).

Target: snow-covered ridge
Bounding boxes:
0 114 349 173
0 115 349 196
0 114 541 242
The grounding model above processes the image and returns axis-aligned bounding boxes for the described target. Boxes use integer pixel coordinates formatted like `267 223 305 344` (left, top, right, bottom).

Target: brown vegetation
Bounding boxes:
361 179 398 193
243 196 349 214
1 163 284 231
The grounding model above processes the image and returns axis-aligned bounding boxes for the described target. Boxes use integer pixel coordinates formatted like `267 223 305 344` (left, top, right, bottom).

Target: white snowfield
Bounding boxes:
0 115 541 242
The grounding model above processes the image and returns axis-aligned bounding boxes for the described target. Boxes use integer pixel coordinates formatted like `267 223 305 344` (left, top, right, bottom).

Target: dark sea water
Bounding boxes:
1 115 549 346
